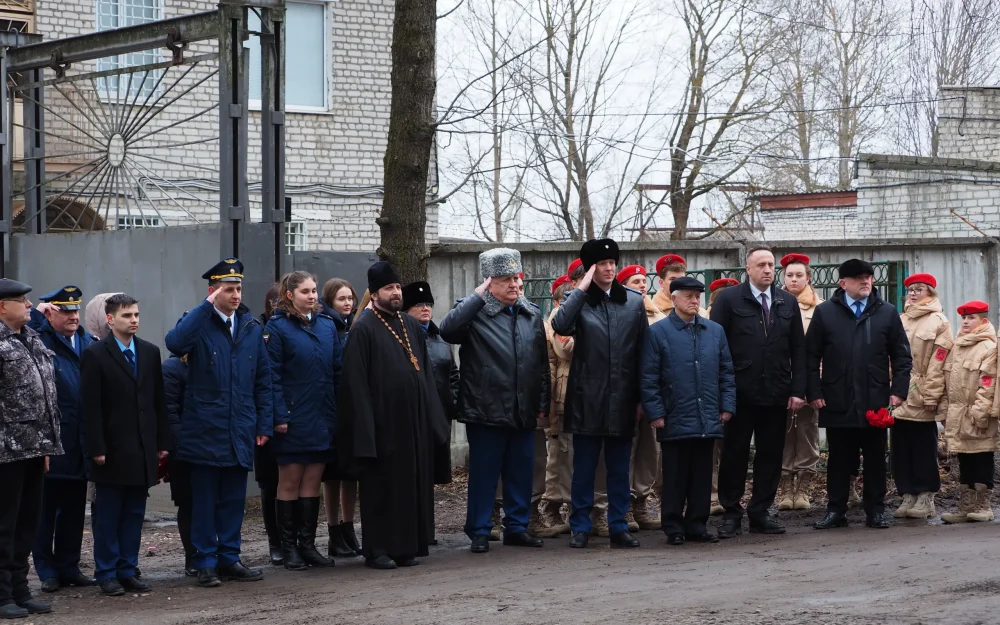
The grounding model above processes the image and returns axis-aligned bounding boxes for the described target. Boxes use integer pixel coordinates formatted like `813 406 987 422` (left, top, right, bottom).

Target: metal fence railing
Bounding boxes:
526 261 910 314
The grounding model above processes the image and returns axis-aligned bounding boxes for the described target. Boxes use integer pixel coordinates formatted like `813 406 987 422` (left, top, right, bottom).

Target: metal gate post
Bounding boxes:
260 4 287 280
0 45 9 276
21 67 44 235
218 3 249 259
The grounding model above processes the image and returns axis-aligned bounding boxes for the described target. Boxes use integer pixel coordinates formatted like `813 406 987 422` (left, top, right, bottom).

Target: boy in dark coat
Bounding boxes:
81 294 170 596
641 277 736 545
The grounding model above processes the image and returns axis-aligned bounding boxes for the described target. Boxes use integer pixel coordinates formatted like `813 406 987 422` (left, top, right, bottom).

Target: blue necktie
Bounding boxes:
124 349 137 376
854 301 863 318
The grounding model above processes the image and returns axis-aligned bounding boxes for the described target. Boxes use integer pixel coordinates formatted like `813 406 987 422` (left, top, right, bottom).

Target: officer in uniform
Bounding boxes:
29 287 98 593
165 258 273 587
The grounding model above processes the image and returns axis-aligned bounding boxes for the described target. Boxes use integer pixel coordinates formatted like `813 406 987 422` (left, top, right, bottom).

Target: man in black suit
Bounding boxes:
709 245 807 538
81 294 170 596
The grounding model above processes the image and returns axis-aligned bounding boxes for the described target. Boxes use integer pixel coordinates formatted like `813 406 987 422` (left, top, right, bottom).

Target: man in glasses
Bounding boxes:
0 279 63 618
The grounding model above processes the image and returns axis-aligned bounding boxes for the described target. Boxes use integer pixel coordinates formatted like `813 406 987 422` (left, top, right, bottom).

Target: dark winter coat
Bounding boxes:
708 281 806 408
550 282 648 438
805 288 913 428
439 292 550 430
425 321 459 423
35 320 97 480
0 321 62 464
162 353 192 502
322 302 352 344
164 300 273 470
641 312 736 442
81 336 171 487
264 310 342 456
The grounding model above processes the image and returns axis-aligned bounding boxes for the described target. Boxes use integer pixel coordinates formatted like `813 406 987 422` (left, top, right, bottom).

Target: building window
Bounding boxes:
284 221 306 254
96 0 163 100
117 216 161 230
247 1 328 111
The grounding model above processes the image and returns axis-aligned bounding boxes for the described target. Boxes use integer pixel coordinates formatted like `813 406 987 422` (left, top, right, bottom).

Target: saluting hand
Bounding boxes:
577 265 596 292
475 277 492 298
206 287 221 305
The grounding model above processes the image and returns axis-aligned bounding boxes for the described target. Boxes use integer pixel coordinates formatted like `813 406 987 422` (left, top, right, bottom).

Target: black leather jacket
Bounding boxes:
439 292 550 430
551 281 648 438
424 322 459 422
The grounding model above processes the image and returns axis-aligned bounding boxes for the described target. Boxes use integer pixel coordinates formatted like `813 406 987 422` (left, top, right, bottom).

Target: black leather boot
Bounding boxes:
342 521 362 556
275 499 307 571
328 522 356 559
260 487 284 566
297 498 333 567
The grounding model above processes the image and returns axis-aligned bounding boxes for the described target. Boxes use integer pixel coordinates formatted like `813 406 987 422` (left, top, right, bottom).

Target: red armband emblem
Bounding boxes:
982 375 993 388
935 348 947 361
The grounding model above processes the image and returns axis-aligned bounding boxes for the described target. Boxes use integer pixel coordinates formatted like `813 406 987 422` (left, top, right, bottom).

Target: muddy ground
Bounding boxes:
24 464 1000 625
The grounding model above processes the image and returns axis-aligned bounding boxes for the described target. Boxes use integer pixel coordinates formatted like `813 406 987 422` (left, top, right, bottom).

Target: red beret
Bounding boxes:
779 253 810 268
616 264 647 284
655 254 687 275
567 258 583 276
551 275 571 295
904 273 936 289
958 300 989 316
709 278 740 292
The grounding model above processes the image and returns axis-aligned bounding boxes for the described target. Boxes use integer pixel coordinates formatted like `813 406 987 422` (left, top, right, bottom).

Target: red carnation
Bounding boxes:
157 456 170 484
866 406 894 428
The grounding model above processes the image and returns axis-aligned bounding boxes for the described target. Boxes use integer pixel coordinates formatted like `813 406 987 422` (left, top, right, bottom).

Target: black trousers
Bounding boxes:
827 427 888 517
0 458 45 605
31 478 88 581
717 405 786 522
958 453 995 489
890 419 940 495
660 439 714 536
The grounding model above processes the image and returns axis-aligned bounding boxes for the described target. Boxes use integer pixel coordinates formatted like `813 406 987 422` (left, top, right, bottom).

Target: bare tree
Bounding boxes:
659 0 783 240
895 0 1000 156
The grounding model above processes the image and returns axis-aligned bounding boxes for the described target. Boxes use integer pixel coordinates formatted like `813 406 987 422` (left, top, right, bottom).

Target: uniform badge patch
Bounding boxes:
983 375 993 388
263 332 270 344
935 348 947 361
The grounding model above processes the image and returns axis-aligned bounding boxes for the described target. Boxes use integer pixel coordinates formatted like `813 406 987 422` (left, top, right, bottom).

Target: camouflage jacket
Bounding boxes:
0 320 62 464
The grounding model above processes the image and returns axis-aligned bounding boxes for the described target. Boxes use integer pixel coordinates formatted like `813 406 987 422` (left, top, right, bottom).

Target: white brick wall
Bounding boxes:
31 0 438 252
938 87 1000 163
760 206 858 241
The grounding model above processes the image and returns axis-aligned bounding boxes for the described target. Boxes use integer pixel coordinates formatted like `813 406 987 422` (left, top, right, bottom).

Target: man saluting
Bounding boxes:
337 262 449 570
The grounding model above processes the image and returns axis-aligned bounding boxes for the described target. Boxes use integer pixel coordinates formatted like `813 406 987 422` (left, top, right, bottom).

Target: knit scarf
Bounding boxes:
794 284 818 309
955 321 997 348
652 287 673 314
903 297 942 320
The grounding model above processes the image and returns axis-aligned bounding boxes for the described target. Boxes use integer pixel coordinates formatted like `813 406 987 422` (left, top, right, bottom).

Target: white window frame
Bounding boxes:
117 215 161 230
94 0 164 103
247 0 333 114
284 221 307 254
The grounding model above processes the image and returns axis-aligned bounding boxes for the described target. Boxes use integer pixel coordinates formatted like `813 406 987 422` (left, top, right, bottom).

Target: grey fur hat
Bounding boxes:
479 247 523 279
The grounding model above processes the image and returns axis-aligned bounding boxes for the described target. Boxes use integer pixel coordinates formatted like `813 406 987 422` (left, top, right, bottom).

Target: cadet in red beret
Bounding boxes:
652 254 706 317
892 271 952 520
779 253 811 269
941 300 997 523
550 275 571 296
567 259 584 285
707 278 739 315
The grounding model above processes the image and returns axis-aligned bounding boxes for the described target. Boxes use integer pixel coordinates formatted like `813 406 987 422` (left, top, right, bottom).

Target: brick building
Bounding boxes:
759 85 1000 241
7 0 437 252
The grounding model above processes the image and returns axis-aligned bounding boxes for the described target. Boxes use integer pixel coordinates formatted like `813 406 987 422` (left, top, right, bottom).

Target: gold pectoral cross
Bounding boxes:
410 354 420 371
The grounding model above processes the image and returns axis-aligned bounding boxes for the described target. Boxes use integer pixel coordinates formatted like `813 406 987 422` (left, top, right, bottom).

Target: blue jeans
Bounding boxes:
188 465 248 569
464 424 534 539
31 479 87 581
570 435 632 534
92 483 147 581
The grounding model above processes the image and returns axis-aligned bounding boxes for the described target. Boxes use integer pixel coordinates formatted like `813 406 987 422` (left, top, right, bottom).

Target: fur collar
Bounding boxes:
585 280 628 307
481 290 537 318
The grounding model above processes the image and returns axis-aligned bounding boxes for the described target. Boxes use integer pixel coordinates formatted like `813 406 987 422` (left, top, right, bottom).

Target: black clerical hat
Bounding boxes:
368 261 401 294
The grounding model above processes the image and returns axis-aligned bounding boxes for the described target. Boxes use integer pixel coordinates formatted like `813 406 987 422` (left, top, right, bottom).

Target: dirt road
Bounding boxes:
28 504 1000 625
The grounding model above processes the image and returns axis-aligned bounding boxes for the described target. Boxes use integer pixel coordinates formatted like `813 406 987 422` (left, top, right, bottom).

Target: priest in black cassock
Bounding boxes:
337 261 450 570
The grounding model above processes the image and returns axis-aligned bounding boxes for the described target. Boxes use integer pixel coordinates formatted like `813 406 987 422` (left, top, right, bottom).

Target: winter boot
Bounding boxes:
342 521 362 556
793 472 813 510
632 496 661 530
894 494 916 518
260 488 283 566
276 499 307 571
941 485 973 524
327 522 356 559
906 492 936 519
777 473 795 511
489 502 502 541
296 498 333 567
529 504 561 538
967 484 995 522
540 500 570 535
625 508 640 532
590 510 610 537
